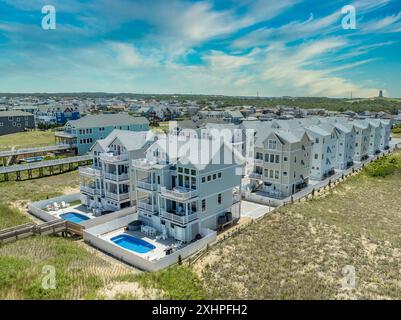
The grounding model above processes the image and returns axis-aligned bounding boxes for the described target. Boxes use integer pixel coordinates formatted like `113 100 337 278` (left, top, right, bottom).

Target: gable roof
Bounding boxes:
66 114 148 129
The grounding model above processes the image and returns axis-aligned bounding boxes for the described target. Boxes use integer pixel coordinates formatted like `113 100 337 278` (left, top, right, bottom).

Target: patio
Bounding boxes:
101 227 181 261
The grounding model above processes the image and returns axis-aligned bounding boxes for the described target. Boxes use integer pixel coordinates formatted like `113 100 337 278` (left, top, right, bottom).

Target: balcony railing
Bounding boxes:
136 179 156 191
79 166 102 177
160 186 198 201
254 159 264 166
104 172 129 181
100 153 129 163
137 201 158 212
132 159 155 170
80 186 101 195
233 193 241 203
105 191 130 201
249 172 263 180
160 210 198 224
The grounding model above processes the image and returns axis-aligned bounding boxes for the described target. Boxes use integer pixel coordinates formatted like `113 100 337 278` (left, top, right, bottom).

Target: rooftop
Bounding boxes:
66 114 148 129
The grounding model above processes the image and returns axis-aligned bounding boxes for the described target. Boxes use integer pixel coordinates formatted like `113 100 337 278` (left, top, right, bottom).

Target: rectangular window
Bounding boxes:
202 177 206 183
218 193 222 205
315 138 319 144
264 154 269 162
270 154 274 162
268 140 277 150
191 169 196 175
178 167 183 173
314 154 318 159
275 155 280 163
207 175 211 182
269 170 273 179
201 199 206 212
275 170 279 179
184 168 190 174
218 172 222 178
213 173 217 180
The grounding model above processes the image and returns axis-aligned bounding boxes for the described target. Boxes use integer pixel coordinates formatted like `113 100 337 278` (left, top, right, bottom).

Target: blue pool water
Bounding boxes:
111 234 156 254
59 212 90 224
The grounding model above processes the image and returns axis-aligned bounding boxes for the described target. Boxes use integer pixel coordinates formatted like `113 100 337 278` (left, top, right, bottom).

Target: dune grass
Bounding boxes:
0 130 54 151
195 150 401 299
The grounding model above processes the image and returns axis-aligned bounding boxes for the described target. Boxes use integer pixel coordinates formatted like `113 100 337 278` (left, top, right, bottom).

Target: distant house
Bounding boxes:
55 114 149 155
0 111 35 136
35 106 81 125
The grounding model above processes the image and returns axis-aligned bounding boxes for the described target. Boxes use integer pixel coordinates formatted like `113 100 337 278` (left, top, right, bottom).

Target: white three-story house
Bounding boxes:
79 130 154 212
132 136 244 243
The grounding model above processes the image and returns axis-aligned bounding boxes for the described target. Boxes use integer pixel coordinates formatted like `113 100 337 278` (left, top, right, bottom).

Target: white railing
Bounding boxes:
104 172 129 181
137 201 158 212
100 153 129 163
160 186 198 201
136 179 156 191
79 166 102 177
160 210 198 224
105 192 130 201
132 159 155 170
80 185 96 195
249 172 263 180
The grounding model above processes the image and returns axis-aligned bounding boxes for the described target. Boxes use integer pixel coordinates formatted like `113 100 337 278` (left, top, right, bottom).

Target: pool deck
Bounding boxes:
101 227 180 261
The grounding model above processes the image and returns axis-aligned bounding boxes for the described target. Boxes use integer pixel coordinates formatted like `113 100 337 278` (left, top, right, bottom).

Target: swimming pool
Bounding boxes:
59 212 90 224
111 234 156 254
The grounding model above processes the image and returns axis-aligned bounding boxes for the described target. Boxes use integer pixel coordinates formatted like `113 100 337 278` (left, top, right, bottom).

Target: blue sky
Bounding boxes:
0 0 400 97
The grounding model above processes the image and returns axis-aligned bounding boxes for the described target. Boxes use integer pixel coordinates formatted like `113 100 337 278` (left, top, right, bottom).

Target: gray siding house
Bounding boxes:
0 111 35 136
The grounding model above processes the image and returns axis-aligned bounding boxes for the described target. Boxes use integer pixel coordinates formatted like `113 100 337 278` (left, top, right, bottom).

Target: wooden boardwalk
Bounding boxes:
0 144 74 158
0 155 92 181
0 220 84 244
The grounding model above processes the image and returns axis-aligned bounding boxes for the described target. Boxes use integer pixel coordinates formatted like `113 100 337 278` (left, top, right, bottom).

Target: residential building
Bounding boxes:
352 121 370 161
55 114 149 155
35 106 81 125
79 130 155 211
132 136 244 243
249 127 312 198
0 111 35 136
364 119 382 155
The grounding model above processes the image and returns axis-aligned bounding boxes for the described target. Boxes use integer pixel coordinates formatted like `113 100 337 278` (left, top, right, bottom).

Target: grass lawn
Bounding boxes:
0 170 80 230
0 130 55 151
193 150 401 299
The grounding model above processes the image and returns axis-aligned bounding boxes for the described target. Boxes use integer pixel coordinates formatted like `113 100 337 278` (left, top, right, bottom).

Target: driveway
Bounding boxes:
241 200 273 220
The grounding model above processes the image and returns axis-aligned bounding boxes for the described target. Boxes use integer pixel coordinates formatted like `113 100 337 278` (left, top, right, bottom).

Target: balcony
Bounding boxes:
136 179 156 191
100 153 129 163
137 201 158 213
249 172 263 180
132 159 155 171
105 191 130 201
160 186 198 201
254 159 264 166
79 166 102 178
80 185 101 196
104 172 129 182
160 209 198 224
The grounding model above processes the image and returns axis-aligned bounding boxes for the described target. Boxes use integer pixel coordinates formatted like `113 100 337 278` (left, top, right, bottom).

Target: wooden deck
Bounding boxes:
0 220 85 244
0 155 92 181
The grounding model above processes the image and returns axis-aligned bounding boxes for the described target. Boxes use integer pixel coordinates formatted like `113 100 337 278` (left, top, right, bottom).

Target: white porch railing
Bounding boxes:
105 192 130 201
104 172 129 181
160 186 198 201
136 179 156 191
137 201 158 212
80 185 96 195
249 172 263 180
100 153 129 163
79 166 102 177
160 210 198 224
